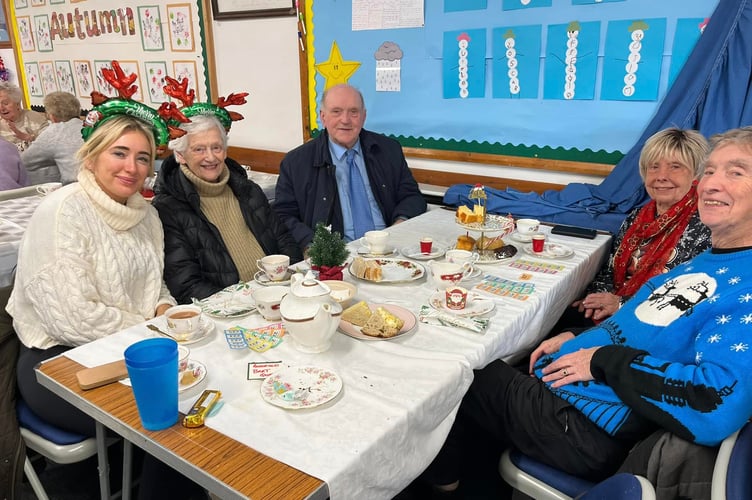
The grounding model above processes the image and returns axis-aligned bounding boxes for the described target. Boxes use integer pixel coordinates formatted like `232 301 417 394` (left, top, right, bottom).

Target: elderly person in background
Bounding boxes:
0 138 28 190
423 126 752 498
275 84 426 250
556 128 711 329
153 114 303 304
21 91 83 185
0 82 48 152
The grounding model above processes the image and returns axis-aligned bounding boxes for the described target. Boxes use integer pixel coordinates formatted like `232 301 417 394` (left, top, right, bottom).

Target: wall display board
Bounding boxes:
303 0 717 164
10 0 213 109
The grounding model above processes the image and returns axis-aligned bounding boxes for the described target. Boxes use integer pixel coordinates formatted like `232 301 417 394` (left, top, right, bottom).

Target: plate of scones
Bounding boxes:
339 301 417 340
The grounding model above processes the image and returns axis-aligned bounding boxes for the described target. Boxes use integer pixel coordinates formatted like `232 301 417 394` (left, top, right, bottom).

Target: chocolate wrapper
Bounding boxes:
418 305 489 334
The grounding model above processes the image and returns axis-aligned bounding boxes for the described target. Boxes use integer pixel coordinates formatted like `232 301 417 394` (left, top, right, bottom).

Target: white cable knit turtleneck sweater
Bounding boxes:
7 169 176 349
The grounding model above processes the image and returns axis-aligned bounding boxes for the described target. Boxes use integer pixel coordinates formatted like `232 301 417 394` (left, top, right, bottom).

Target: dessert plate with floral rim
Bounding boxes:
260 366 343 410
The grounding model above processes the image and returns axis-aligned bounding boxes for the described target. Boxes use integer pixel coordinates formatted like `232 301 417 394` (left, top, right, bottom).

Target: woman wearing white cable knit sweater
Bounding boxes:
8 115 176 435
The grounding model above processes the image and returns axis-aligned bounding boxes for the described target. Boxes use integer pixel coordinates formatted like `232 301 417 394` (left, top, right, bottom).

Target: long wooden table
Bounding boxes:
37 356 327 500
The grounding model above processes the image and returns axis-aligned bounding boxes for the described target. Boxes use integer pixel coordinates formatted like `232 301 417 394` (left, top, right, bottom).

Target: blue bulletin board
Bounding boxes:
304 0 718 164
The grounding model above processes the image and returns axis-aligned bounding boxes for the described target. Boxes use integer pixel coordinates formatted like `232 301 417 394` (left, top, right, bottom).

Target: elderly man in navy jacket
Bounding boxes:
275 84 426 249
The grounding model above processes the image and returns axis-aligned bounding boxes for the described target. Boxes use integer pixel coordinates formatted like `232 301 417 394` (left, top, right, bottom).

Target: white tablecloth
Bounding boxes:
63 208 612 499
0 195 43 287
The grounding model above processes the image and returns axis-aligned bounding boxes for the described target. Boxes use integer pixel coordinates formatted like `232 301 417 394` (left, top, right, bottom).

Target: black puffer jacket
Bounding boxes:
153 156 303 303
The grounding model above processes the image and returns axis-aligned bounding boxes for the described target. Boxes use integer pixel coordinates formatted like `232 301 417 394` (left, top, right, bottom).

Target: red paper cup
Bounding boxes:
445 287 468 310
532 233 546 253
420 237 433 254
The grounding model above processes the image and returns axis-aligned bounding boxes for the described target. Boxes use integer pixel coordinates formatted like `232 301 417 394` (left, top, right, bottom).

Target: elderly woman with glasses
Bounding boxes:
153 114 303 304
0 82 48 152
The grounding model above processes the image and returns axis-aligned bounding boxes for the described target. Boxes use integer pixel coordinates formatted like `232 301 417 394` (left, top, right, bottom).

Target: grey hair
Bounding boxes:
0 82 23 103
167 114 228 154
707 126 752 155
320 84 365 111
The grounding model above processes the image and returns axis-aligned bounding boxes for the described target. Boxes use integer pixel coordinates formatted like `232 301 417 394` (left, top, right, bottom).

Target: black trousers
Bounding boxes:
423 360 634 485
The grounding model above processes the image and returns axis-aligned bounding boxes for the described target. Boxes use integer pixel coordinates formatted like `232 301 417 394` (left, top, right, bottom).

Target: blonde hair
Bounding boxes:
43 92 82 121
638 128 709 180
76 115 157 176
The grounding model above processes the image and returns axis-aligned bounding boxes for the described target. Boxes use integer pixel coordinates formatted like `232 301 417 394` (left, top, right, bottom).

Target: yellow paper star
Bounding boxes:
316 41 361 90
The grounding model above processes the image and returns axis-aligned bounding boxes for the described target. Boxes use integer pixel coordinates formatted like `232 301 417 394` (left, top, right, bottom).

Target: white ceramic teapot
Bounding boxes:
280 271 343 353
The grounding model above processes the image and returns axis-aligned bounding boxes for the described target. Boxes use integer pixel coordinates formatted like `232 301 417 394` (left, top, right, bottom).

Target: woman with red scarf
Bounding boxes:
566 128 711 326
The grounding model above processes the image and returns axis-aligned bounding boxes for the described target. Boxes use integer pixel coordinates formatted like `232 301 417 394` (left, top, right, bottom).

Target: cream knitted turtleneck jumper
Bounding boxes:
7 169 176 349
180 164 265 281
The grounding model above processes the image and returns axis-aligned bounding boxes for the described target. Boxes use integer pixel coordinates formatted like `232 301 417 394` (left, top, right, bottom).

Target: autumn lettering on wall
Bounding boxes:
11 0 209 109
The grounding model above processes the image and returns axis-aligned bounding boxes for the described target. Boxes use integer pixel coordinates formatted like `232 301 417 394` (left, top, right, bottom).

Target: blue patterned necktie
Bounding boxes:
346 149 375 239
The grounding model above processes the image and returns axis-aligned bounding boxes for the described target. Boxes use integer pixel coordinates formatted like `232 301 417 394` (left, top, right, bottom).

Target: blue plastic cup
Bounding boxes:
124 338 178 431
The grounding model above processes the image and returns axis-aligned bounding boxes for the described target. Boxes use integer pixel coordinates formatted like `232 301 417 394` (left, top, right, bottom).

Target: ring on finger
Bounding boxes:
562 369 568 376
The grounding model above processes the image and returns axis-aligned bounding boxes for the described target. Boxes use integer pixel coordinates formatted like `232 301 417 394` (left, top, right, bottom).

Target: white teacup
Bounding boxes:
445 249 479 272
516 218 541 236
252 286 288 321
428 260 472 289
165 304 203 341
257 254 290 282
361 230 390 255
178 345 190 374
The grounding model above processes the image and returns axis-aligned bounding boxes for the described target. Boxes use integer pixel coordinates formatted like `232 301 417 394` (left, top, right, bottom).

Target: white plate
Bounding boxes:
522 243 575 259
338 303 418 340
254 269 295 286
429 291 495 317
194 282 256 318
260 366 343 410
348 258 426 284
179 360 207 393
456 214 516 234
357 246 398 258
175 317 216 345
510 232 533 243
400 245 448 260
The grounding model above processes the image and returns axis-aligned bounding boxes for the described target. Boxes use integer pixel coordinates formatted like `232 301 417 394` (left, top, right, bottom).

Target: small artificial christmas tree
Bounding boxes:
308 222 350 280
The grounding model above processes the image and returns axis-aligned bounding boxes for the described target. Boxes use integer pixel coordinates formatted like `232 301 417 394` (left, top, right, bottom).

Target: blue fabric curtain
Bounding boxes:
444 0 752 234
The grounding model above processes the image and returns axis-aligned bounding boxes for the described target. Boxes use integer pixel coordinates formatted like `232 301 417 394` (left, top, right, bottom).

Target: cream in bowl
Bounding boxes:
322 280 357 306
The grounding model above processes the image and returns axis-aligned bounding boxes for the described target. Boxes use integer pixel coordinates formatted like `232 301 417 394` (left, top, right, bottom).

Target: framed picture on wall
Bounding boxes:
55 60 75 95
93 60 117 98
25 62 43 97
50 0 65 4
117 60 144 101
74 60 94 98
39 61 57 94
144 61 169 103
14 0 28 9
33 15 53 52
17 16 34 52
166 3 195 52
138 6 165 51
30 0 45 6
172 60 199 100
211 0 294 20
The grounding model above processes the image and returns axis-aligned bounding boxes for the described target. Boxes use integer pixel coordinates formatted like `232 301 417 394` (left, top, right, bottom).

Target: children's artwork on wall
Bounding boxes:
93 60 117 97
33 15 52 52
492 25 542 99
73 60 94 98
139 6 165 51
116 60 143 101
14 0 28 9
503 0 552 11
54 60 75 94
444 0 487 12
669 18 706 86
543 20 600 100
18 16 35 52
442 29 486 99
39 60 56 94
167 3 195 52
172 60 199 99
144 61 169 103
25 62 42 97
374 42 402 92
315 41 360 90
30 0 45 6
600 18 666 101
50 0 65 4
572 0 624 4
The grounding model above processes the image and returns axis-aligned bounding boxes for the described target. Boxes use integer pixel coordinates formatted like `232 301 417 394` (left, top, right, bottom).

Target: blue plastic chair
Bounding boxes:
17 398 130 500
499 448 655 500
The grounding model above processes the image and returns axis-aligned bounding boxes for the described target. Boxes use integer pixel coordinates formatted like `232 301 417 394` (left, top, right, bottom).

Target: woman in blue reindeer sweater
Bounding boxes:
423 127 752 493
